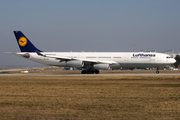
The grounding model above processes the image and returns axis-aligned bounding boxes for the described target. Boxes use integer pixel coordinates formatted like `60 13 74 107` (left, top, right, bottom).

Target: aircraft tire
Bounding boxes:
90 70 95 74
95 70 99 74
81 70 86 74
87 70 93 74
156 71 159 74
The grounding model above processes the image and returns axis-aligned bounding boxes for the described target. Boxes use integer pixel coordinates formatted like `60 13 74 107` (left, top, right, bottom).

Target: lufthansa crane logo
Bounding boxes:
18 37 27 47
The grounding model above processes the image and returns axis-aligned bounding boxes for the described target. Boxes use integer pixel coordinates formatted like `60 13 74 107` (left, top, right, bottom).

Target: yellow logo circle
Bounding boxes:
18 37 27 47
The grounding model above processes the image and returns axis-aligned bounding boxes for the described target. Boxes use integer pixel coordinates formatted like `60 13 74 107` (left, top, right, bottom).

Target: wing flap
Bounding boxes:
46 55 72 60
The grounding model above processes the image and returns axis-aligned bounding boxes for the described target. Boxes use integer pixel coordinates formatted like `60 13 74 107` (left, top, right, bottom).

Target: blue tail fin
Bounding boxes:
13 31 42 52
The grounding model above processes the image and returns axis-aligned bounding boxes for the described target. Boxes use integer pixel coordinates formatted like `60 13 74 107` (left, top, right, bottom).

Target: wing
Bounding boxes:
36 51 117 64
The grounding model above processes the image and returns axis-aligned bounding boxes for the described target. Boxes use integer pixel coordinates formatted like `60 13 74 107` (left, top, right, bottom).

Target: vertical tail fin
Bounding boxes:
13 31 42 52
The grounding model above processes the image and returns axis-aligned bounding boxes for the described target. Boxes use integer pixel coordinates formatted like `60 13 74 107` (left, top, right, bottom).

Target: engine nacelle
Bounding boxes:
66 60 84 68
110 64 121 70
93 64 110 70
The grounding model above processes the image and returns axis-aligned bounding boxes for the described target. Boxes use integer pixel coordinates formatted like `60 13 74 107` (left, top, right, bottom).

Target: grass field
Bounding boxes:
0 76 180 120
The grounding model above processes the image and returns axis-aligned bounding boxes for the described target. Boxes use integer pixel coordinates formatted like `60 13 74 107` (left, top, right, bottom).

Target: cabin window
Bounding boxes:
98 57 111 58
166 56 173 59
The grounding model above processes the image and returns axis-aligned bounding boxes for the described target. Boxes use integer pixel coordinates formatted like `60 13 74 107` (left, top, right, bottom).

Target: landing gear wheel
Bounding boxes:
156 67 159 74
90 70 94 74
95 70 99 74
81 70 87 74
87 70 94 74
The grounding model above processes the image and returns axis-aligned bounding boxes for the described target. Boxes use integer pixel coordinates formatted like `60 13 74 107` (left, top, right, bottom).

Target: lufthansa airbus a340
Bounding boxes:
7 31 176 74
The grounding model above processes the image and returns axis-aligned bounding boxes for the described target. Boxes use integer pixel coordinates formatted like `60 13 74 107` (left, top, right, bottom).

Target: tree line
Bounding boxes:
174 55 180 68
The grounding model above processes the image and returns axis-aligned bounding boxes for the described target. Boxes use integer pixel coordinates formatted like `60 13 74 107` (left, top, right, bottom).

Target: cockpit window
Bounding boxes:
166 56 173 58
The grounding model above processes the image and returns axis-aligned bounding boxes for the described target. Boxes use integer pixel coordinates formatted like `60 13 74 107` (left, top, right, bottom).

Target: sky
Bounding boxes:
0 0 180 66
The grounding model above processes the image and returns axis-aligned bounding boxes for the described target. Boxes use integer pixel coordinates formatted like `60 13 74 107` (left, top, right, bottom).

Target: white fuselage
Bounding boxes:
17 52 176 69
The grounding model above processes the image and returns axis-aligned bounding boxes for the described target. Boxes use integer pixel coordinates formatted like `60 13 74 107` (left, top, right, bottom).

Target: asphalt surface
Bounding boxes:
1 73 180 76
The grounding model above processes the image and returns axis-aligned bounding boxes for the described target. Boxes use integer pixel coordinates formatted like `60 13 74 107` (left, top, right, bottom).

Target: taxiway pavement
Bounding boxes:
0 73 180 76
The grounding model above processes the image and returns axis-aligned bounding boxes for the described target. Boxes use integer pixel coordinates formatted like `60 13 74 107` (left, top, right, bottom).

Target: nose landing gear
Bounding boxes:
156 67 159 74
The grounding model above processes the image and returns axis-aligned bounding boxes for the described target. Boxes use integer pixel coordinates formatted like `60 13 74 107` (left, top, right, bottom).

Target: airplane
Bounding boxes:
7 31 176 74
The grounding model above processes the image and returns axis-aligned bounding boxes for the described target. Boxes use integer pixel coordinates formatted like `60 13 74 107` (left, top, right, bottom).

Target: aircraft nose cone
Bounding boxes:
174 59 176 63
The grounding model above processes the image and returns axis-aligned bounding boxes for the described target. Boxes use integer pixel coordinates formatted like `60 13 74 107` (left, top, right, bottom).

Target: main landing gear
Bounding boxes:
156 67 159 74
81 69 99 74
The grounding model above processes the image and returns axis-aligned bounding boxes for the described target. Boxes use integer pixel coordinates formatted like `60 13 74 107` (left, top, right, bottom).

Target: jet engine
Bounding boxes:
93 64 110 70
66 60 84 68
